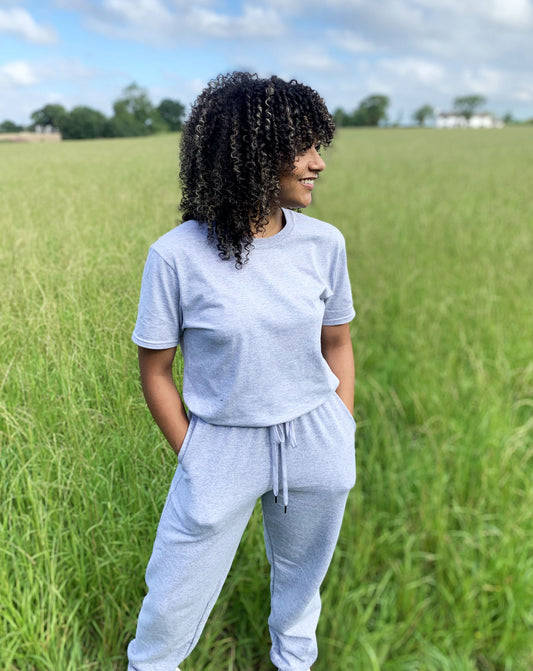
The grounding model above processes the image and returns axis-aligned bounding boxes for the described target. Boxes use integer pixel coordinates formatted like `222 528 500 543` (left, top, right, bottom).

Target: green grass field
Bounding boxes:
1 128 532 670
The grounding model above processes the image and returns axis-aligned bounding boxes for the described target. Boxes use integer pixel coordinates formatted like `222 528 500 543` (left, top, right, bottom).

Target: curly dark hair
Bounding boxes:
179 71 335 267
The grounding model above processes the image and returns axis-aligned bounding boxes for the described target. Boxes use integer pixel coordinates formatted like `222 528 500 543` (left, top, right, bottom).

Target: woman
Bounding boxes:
128 72 356 671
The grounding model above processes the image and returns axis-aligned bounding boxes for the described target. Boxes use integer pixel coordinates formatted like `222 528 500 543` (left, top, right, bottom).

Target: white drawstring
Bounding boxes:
269 421 296 513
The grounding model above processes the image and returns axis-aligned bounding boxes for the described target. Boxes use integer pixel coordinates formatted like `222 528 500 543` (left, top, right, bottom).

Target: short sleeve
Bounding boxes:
132 247 182 349
322 236 356 326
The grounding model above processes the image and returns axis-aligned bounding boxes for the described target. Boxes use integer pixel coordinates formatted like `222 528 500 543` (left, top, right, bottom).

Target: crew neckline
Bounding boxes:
251 208 295 248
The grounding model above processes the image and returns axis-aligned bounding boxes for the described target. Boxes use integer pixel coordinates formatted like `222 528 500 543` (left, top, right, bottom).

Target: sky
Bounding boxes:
1 0 533 126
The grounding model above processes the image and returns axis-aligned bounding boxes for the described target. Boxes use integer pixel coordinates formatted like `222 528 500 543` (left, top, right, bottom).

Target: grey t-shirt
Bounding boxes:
132 208 355 426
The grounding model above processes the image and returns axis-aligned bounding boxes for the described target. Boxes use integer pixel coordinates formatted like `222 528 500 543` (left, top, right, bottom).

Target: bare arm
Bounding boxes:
321 323 355 415
138 346 189 456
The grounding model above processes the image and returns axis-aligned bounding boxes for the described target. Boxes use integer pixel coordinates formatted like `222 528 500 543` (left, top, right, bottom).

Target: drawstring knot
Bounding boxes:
269 421 296 513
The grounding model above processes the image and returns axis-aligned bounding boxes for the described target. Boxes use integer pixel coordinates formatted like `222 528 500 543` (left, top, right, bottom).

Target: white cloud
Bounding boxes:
282 48 340 74
324 0 533 27
65 0 531 63
380 58 446 86
494 0 533 26
73 0 286 44
0 7 57 44
328 29 375 53
0 60 40 86
82 0 175 41
462 68 503 96
516 86 533 102
187 5 284 38
102 0 174 28
318 0 533 60
0 58 98 90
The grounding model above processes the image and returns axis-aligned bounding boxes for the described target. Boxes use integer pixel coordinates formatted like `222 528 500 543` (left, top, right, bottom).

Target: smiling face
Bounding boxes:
278 145 326 209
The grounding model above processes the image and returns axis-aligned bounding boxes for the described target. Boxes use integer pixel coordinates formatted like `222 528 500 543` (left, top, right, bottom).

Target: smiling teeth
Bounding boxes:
300 179 314 185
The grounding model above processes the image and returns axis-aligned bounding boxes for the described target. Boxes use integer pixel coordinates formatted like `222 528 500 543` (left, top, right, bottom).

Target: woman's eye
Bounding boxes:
296 143 321 157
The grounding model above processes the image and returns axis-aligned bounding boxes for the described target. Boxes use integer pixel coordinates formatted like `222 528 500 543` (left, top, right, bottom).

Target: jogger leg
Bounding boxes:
262 487 351 671
127 490 254 671
128 418 272 671
263 393 356 671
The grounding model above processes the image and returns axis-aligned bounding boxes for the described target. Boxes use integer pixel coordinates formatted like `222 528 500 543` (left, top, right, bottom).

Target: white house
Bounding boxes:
468 113 504 129
436 112 504 129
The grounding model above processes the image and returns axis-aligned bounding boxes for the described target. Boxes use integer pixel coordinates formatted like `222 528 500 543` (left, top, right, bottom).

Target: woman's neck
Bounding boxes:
253 207 285 238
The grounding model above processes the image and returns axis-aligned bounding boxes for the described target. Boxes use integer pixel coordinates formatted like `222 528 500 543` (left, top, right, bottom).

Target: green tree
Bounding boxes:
157 98 185 131
110 83 167 136
0 120 24 133
104 115 144 138
333 95 390 127
59 106 108 140
413 104 434 127
353 94 390 126
333 107 353 128
30 104 67 131
114 83 151 123
453 95 486 120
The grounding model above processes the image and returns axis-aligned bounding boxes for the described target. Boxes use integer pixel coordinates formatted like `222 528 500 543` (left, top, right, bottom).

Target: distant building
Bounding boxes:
436 112 504 129
0 131 61 143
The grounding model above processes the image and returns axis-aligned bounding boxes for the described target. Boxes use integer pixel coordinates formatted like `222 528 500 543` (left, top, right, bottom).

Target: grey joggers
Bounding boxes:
127 392 356 671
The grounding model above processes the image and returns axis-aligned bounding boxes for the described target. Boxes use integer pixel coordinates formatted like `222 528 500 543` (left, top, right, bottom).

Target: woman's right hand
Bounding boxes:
175 417 190 457
138 346 190 456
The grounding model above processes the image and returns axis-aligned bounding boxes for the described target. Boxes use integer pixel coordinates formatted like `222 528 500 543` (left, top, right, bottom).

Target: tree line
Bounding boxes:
0 83 185 140
334 94 497 128
411 95 488 126
2 87 527 138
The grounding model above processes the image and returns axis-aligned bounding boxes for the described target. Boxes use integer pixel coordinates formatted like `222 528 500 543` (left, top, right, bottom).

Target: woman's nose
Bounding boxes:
308 147 326 172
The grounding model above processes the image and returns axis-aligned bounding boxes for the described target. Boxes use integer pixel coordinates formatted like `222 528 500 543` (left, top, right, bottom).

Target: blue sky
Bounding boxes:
1 0 533 125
